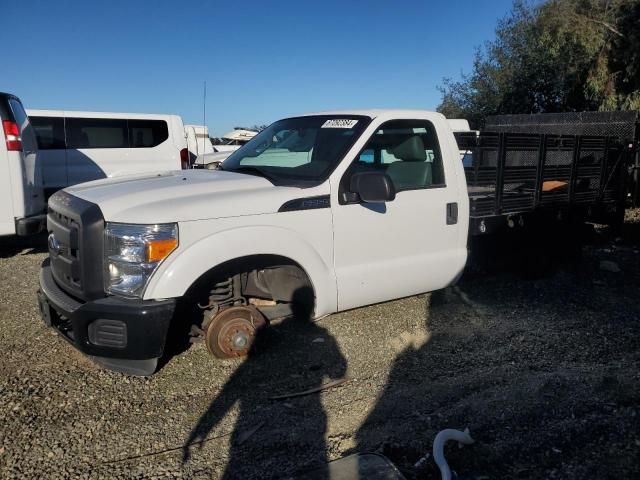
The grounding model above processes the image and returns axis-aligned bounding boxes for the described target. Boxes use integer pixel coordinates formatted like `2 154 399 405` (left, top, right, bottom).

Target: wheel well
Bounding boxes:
184 254 316 314
161 256 316 361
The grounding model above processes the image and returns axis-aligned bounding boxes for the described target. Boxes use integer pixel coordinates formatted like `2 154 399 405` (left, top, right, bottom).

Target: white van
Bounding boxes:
0 93 45 236
27 110 189 197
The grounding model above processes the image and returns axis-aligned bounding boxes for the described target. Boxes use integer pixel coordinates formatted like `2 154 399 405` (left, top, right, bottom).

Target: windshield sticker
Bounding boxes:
321 119 359 129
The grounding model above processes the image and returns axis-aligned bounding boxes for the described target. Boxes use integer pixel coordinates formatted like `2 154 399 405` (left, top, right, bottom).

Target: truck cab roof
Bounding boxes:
300 109 445 119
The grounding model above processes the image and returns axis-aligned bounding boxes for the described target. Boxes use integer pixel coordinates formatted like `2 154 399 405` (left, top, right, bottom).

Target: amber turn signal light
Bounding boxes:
146 238 178 263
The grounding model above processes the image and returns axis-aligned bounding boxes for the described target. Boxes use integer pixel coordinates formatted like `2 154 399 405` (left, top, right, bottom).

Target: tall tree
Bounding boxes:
437 0 640 125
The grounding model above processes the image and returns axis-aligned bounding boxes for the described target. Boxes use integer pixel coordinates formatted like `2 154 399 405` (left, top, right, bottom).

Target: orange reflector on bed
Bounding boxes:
542 180 568 192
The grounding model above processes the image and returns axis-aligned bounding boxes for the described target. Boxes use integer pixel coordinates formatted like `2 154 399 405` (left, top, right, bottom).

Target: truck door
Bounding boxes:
331 119 467 311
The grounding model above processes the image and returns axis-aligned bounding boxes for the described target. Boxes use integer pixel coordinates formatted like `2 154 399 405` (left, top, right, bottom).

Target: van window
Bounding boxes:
31 116 66 150
128 120 168 148
66 118 128 149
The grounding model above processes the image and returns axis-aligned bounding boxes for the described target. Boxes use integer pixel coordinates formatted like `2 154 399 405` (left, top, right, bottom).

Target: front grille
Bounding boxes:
47 191 105 301
48 208 82 290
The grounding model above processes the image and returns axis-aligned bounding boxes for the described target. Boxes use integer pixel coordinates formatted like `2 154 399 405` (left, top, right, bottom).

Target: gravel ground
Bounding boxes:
1 213 639 479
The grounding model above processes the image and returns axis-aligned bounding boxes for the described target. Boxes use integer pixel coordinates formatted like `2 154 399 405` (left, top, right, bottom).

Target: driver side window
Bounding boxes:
346 120 446 193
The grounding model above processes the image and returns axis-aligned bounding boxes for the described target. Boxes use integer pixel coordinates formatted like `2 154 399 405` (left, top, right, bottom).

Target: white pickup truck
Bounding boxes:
37 109 628 375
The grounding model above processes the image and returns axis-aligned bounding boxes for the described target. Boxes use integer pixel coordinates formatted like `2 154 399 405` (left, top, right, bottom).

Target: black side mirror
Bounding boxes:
349 171 396 203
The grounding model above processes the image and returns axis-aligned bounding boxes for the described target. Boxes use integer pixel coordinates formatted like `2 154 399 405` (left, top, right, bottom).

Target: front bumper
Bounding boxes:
38 259 176 375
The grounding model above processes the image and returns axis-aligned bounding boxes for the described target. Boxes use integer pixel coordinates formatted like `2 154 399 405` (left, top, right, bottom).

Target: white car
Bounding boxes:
0 93 45 236
192 150 234 169
28 109 189 197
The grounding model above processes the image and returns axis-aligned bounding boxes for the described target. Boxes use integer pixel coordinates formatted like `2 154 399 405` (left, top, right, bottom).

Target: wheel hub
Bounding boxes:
232 331 249 348
205 306 267 358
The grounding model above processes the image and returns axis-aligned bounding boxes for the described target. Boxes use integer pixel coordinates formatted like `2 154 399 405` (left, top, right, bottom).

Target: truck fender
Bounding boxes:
143 225 337 318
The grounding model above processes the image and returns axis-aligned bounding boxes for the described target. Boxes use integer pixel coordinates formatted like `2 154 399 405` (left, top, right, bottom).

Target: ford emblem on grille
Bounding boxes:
48 233 61 255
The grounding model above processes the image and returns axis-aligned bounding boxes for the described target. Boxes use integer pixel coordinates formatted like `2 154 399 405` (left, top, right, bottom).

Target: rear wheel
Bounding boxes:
205 306 267 358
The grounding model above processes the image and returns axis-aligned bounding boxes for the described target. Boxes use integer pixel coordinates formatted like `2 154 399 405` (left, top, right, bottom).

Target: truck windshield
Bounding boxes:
222 115 371 186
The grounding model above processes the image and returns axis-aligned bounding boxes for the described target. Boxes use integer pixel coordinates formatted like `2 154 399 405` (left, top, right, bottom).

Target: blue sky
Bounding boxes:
1 0 513 136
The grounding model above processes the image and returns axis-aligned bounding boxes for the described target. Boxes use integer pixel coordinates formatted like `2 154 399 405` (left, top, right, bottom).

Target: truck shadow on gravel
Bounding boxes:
181 291 347 479
351 230 640 479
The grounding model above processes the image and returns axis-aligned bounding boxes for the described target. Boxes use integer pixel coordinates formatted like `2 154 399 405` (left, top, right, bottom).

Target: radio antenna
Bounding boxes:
203 80 207 129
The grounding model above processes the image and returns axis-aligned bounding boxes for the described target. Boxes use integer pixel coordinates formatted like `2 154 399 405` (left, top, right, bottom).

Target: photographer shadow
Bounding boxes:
182 287 347 479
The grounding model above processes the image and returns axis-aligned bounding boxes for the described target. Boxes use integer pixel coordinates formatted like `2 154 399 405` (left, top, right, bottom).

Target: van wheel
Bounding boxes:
205 306 267 358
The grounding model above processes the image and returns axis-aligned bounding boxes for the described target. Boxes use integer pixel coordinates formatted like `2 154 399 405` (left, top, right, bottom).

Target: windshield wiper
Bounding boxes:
228 166 276 182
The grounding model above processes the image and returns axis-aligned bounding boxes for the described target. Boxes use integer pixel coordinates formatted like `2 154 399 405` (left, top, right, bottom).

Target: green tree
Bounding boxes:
438 0 640 125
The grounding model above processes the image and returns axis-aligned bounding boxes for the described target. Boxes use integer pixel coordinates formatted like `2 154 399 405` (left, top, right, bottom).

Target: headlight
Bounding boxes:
104 223 178 298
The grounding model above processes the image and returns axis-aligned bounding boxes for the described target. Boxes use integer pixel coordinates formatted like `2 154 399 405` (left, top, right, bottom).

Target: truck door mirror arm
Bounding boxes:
348 171 396 204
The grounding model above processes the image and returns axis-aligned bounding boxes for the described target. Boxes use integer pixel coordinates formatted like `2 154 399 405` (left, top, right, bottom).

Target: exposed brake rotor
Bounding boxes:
205 305 268 358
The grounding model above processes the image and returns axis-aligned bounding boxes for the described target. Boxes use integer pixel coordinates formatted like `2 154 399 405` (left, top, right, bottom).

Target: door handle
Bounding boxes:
446 202 458 225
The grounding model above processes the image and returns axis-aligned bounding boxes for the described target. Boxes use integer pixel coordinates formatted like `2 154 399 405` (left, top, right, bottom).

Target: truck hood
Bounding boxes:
65 170 314 223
